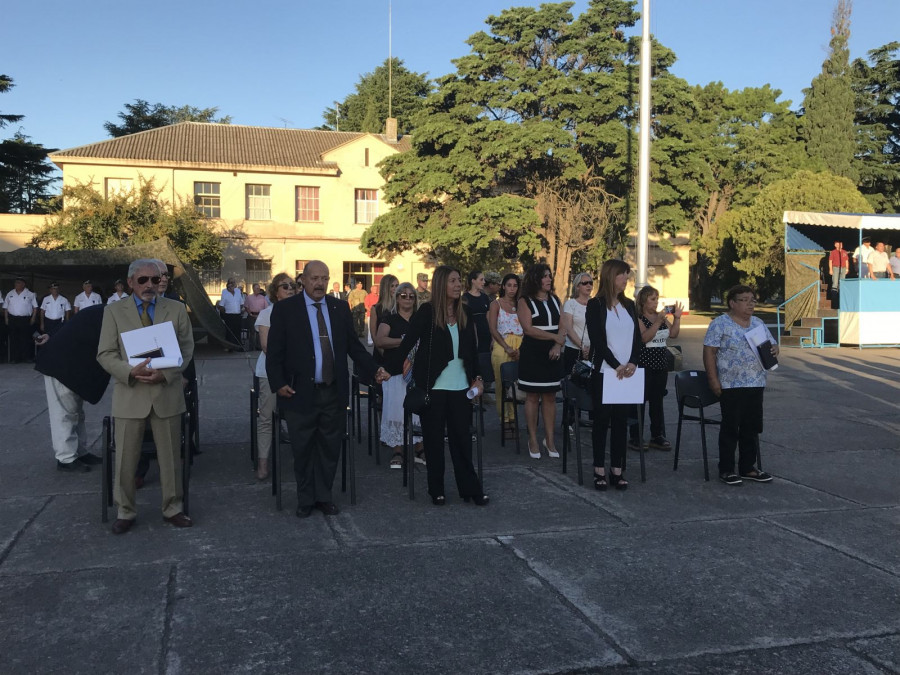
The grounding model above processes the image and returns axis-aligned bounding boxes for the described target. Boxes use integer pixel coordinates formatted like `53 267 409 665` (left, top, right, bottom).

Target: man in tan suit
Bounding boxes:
97 258 195 534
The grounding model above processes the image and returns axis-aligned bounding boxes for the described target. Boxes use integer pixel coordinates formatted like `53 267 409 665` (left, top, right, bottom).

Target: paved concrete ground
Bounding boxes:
1 322 898 674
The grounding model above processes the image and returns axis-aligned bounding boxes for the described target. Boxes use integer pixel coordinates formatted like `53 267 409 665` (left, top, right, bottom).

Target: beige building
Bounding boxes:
46 121 432 295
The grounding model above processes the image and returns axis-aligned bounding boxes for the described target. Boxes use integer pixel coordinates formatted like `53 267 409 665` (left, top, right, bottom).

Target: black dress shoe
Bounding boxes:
463 494 490 506
76 452 102 466
163 512 193 528
112 518 134 534
296 505 314 518
315 501 340 516
57 460 90 473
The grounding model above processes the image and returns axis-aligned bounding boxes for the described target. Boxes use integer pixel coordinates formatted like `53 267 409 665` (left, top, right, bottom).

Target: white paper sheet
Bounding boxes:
744 323 778 370
601 366 645 404
120 321 183 369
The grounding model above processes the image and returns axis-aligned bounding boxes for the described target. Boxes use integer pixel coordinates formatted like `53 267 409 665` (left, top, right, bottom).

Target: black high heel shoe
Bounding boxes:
609 471 628 491
431 495 446 506
593 471 607 491
463 494 490 506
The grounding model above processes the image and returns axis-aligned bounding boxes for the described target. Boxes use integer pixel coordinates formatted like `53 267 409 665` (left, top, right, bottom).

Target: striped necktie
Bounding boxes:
313 302 334 385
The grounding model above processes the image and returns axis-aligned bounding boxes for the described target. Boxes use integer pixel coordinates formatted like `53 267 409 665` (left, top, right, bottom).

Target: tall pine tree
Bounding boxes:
802 0 857 180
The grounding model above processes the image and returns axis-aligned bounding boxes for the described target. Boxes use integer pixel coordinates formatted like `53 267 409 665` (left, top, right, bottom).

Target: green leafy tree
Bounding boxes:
104 99 232 137
0 74 24 128
362 1 659 289
321 58 431 135
801 0 857 180
685 83 809 307
718 170 872 295
29 178 223 268
0 132 58 213
852 41 900 212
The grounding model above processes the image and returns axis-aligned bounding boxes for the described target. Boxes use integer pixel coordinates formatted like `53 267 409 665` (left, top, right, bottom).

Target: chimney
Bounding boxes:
385 117 398 143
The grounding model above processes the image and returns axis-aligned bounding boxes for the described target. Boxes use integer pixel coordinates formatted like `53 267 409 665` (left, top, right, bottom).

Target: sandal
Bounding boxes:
609 471 628 491
648 436 672 451
593 471 607 491
389 452 403 470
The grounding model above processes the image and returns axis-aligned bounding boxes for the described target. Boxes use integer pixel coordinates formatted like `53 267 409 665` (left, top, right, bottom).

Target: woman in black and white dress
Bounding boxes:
517 264 564 459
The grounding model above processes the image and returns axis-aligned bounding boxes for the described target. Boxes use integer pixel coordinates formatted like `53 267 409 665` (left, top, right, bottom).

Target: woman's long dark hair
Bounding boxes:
430 266 467 330
597 259 630 309
520 263 552 299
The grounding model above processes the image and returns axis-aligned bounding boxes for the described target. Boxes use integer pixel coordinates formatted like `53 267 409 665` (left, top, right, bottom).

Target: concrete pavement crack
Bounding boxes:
0 496 53 568
158 564 178 675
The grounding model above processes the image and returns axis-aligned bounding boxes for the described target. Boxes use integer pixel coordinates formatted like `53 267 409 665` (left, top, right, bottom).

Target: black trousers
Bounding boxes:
419 389 482 499
282 383 344 507
8 315 33 362
44 318 63 336
591 373 630 470
223 313 243 346
718 387 764 475
630 368 668 440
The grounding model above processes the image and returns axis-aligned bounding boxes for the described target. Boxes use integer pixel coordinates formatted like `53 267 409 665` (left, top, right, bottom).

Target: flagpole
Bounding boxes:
636 0 651 288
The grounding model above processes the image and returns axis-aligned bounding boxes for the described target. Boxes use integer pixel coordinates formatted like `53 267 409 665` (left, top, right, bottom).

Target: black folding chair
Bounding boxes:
272 406 355 510
672 370 723 481
101 413 192 522
499 361 523 454
351 367 382 461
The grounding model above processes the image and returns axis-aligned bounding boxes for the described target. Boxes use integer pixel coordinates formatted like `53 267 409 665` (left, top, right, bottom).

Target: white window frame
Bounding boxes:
245 184 271 220
296 186 320 222
194 181 221 218
355 188 378 224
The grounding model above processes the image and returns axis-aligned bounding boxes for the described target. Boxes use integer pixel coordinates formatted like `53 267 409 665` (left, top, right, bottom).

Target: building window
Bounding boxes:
295 186 320 222
355 188 378 224
245 184 271 220
343 261 385 291
364 148 369 167
245 259 272 287
295 260 309 279
194 182 221 218
105 178 133 198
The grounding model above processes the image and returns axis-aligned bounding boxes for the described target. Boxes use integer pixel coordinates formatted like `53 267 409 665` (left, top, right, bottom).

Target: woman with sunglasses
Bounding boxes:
585 259 641 491
561 272 594 375
252 273 296 480
488 273 523 436
375 282 423 469
517 264 564 459
392 266 488 506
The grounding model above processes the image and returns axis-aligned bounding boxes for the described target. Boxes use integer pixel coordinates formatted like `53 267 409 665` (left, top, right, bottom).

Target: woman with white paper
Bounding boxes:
585 260 642 491
702 285 779 486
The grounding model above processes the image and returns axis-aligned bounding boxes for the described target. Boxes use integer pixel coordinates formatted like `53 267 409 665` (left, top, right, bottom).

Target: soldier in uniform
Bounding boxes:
40 282 71 336
3 275 38 363
73 280 102 313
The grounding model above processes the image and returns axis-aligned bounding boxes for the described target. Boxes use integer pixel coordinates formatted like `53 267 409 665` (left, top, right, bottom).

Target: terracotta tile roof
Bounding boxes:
51 122 410 170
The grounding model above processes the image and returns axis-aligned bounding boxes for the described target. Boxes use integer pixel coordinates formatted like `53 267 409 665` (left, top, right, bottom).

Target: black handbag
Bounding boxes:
570 359 595 389
568 324 595 389
403 316 434 414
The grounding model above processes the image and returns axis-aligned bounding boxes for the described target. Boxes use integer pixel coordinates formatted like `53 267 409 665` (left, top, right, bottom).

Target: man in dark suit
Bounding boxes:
97 258 195 534
34 304 109 472
267 260 389 517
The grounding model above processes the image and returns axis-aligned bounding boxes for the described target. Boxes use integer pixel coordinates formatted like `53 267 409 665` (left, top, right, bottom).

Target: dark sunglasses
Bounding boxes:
278 282 297 290
136 276 161 285
579 280 594 286
397 293 414 299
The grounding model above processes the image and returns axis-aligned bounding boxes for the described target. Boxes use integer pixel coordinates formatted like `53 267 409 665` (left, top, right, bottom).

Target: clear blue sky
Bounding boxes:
3 0 898 153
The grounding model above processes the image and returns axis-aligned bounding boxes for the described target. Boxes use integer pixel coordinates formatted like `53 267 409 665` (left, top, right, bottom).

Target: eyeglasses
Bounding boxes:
278 283 297 290
579 280 594 286
136 276 161 285
397 293 414 299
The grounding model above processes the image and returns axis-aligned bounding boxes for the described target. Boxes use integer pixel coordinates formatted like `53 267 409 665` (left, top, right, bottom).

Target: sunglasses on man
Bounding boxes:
136 276 161 285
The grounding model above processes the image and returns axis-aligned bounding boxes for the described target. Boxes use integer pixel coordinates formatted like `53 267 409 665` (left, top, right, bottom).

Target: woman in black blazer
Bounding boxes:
393 266 489 506
585 259 642 491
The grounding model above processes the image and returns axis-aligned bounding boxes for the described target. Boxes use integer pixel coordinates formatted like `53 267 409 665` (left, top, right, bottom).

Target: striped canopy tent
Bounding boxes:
783 211 900 346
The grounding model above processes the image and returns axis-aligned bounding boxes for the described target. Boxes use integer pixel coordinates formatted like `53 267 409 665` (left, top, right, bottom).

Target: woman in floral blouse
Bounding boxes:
703 285 779 486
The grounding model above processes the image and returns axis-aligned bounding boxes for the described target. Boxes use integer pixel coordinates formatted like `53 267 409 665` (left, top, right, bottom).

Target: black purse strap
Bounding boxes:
423 309 434 396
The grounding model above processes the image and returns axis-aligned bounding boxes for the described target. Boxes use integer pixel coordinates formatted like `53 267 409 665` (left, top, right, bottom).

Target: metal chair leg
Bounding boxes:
182 413 191 517
274 413 283 510
699 406 710 482
101 416 111 523
673 404 684 471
